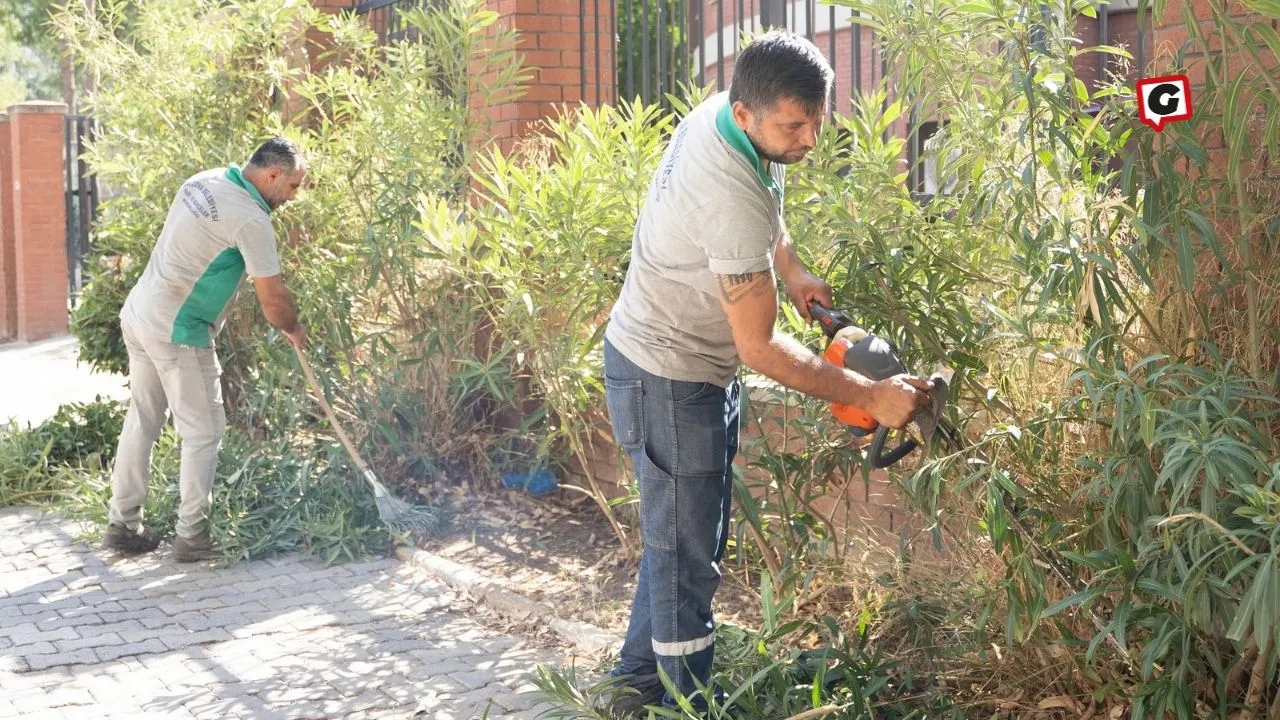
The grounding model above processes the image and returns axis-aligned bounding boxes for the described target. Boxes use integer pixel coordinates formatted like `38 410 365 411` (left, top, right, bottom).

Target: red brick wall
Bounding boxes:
1152 0 1276 180
7 102 69 343
303 0 351 86
1145 0 1273 92
696 0 762 42
0 113 15 341
472 0 616 155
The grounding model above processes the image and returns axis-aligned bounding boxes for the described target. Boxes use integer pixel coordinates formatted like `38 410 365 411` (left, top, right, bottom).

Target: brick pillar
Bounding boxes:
8 102 69 343
0 112 16 341
472 0 616 154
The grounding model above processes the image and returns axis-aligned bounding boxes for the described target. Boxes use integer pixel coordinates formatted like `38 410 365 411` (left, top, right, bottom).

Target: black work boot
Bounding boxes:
592 673 666 719
102 523 162 555
172 530 217 562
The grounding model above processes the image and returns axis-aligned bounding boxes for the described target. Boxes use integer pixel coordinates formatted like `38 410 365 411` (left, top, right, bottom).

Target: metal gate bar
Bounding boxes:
63 115 98 307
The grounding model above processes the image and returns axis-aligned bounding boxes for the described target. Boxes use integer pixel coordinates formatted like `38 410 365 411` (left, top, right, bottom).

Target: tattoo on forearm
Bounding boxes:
718 271 771 304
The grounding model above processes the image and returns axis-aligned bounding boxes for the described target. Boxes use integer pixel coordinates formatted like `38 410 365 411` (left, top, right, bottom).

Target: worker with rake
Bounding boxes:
103 137 308 562
600 32 935 715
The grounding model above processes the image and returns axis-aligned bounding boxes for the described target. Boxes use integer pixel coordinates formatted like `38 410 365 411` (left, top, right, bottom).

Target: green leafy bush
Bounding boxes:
35 397 127 466
817 0 1280 715
0 423 71 507
0 398 125 507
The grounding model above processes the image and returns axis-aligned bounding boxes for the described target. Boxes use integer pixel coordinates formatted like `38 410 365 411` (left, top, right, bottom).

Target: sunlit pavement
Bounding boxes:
0 507 563 719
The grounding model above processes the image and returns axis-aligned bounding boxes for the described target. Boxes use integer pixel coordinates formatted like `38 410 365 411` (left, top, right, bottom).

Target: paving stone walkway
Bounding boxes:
0 507 565 719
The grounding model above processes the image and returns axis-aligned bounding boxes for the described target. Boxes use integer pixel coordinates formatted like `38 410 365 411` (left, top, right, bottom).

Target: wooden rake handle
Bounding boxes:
293 346 374 479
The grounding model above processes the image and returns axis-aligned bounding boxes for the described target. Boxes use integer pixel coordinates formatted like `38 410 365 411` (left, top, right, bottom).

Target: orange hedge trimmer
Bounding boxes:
810 303 958 466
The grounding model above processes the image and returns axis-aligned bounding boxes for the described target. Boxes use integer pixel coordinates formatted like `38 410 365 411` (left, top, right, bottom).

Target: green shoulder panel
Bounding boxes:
171 247 245 347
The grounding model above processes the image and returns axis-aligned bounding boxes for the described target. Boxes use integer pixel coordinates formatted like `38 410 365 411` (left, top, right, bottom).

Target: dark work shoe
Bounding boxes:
172 531 217 562
591 673 666 719
102 523 161 555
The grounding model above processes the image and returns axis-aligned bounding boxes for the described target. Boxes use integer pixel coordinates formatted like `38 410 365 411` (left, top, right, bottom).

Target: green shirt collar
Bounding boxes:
715 97 781 201
225 164 272 214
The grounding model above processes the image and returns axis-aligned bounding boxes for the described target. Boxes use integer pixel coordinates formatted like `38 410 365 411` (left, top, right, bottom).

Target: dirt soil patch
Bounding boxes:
414 488 765 650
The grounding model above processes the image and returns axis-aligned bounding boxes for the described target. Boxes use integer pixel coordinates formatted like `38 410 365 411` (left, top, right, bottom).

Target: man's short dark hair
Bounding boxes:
247 137 303 172
729 31 834 117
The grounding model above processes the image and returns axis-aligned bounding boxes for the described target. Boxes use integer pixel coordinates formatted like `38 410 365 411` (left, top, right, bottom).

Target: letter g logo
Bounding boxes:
1136 75 1194 132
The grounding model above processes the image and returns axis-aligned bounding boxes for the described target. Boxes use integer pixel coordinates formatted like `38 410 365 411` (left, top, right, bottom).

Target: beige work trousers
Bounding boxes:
108 320 225 539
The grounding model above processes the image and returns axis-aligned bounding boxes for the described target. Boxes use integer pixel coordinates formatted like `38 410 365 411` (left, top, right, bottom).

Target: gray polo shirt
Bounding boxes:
121 166 281 348
605 92 785 387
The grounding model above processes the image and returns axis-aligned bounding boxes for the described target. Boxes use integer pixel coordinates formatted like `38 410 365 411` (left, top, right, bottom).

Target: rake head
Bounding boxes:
374 493 441 533
363 469 440 532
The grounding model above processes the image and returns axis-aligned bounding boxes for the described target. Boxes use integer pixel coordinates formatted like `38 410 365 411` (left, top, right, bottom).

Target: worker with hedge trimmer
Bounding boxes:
600 32 936 714
103 138 308 562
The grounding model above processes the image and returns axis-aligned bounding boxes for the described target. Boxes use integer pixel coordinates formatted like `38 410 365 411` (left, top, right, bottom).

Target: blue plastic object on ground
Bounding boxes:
501 469 558 496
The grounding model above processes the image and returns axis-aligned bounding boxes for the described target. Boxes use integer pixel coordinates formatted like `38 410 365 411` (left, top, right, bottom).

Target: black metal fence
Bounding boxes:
616 0 882 110
350 0 882 114
64 115 98 307
351 0 432 44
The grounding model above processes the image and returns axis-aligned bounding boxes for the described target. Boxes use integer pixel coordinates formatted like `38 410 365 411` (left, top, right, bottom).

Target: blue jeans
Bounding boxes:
603 339 740 708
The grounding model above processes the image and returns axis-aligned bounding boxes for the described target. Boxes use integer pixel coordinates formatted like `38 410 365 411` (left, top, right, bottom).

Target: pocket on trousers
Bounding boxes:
605 378 644 449
637 450 677 551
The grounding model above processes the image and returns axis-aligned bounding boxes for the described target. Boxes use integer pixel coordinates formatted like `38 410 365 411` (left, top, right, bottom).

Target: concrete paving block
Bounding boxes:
160 627 233 651
278 700 328 720
95 637 168 662
447 669 498 692
157 597 227 617
7 625 79 646
260 684 330 707
488 689 540 712
9 639 57 656
52 631 122 653
38 685 95 708
119 625 190 646
26 595 85 616
320 689 396 716
37 611 103 631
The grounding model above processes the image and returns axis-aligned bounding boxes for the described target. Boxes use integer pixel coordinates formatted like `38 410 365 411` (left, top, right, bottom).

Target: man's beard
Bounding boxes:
747 131 807 165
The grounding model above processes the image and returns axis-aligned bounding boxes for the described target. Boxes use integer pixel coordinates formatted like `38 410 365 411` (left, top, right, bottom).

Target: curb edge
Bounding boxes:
394 544 623 657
